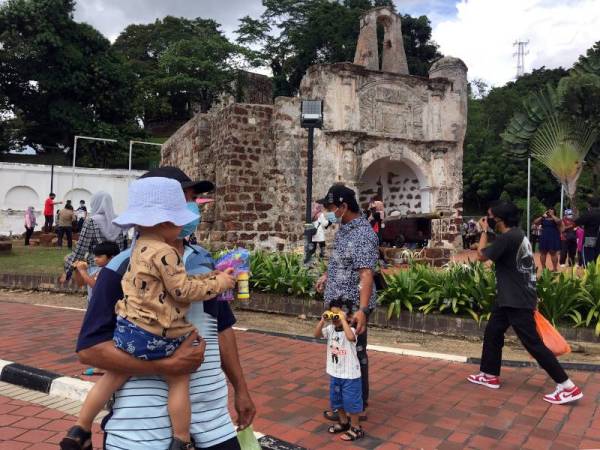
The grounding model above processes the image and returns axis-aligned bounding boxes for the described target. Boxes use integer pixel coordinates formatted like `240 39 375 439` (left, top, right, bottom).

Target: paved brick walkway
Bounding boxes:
0 391 103 450
2 300 600 449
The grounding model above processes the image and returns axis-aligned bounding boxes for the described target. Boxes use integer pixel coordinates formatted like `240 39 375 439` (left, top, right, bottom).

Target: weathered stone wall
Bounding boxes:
162 101 307 251
161 7 467 250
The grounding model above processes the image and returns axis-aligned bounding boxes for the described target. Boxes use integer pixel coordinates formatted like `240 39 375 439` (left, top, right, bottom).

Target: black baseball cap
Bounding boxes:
317 184 359 209
141 166 215 194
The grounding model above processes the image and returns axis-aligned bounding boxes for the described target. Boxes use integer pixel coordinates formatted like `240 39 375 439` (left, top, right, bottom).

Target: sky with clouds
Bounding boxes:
71 0 600 88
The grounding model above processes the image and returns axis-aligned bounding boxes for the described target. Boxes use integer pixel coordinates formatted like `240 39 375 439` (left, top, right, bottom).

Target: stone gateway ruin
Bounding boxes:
161 6 467 251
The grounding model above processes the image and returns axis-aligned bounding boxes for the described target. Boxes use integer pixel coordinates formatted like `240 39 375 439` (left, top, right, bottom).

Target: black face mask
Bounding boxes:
487 217 497 231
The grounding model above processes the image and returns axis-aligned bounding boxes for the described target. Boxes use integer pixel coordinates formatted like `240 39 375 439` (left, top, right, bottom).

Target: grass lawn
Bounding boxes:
0 242 71 275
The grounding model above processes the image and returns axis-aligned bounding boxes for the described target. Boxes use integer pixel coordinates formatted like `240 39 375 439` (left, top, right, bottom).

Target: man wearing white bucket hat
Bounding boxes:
63 177 236 450
67 168 254 450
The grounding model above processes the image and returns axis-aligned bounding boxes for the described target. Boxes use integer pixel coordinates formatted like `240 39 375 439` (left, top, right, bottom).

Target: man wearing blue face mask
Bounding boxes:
72 167 254 450
315 184 379 424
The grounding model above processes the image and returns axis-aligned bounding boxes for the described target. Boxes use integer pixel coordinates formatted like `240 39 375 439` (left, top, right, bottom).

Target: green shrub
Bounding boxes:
379 268 428 319
577 260 600 334
536 269 588 327
249 251 317 297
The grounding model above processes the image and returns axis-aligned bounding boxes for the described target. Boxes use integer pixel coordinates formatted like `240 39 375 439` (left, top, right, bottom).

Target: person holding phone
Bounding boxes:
533 207 561 271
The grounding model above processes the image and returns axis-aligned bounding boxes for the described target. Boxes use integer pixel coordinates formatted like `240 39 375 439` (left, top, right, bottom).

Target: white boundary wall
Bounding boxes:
0 162 145 235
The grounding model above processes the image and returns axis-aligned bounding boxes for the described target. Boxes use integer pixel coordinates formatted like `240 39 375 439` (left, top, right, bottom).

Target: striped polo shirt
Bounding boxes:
100 246 237 449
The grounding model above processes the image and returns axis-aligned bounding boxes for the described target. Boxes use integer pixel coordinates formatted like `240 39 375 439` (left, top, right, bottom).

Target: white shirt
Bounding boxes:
322 324 361 379
312 212 329 243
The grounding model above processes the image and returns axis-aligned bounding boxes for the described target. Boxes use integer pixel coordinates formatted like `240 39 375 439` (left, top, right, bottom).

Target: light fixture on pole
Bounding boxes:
72 135 118 190
129 140 163 176
300 100 324 263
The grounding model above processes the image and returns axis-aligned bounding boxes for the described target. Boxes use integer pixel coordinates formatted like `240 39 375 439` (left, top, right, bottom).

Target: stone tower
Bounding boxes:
161 7 468 250
354 6 409 74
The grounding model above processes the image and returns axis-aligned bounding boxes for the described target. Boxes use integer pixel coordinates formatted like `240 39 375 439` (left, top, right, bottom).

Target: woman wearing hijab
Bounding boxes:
24 207 37 246
62 192 127 296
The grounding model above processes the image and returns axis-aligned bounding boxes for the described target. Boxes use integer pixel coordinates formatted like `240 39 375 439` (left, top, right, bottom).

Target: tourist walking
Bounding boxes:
534 207 561 271
62 192 127 287
57 203 75 249
71 167 254 450
24 206 36 246
560 209 577 267
468 201 583 405
43 193 62 232
75 200 87 232
576 198 600 266
316 184 378 420
304 204 330 264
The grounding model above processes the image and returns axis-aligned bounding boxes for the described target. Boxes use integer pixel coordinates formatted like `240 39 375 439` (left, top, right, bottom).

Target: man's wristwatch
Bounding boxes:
359 306 371 316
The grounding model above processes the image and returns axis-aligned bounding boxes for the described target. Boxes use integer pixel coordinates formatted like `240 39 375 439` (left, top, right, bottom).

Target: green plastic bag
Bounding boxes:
237 426 262 450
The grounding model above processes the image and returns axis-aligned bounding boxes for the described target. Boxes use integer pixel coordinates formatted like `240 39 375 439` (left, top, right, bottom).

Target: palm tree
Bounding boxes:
502 84 597 208
530 115 597 206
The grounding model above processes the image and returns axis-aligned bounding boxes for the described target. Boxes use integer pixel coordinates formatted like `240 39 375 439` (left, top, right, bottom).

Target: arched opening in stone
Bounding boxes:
63 188 92 206
358 157 424 216
376 16 391 71
4 186 39 210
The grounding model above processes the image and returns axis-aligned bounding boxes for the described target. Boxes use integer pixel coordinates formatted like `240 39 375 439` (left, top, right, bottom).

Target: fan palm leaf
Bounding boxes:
530 115 597 201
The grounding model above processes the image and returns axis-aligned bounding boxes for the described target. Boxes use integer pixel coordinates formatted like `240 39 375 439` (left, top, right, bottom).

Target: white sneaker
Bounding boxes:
543 385 583 404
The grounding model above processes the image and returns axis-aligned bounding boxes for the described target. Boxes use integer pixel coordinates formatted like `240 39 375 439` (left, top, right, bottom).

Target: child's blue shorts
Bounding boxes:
329 376 363 414
113 316 187 361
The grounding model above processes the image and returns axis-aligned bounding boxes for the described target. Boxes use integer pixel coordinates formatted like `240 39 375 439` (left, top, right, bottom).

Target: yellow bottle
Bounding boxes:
237 272 250 300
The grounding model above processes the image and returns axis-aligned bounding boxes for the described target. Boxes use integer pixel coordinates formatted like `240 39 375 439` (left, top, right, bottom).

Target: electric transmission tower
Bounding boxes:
513 40 529 78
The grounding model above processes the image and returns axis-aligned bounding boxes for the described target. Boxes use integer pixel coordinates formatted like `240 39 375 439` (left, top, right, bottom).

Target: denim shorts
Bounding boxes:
330 376 363 414
113 316 187 361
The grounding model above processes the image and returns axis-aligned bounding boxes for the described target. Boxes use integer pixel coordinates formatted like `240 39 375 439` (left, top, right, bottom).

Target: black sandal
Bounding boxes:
340 426 365 441
60 426 92 450
328 421 351 434
323 409 339 421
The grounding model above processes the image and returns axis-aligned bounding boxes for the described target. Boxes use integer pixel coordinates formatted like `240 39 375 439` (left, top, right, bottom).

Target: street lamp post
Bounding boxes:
72 135 118 190
129 140 163 176
300 100 324 263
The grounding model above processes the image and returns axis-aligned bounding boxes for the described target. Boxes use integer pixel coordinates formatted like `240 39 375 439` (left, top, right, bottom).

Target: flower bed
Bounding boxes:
249 251 600 336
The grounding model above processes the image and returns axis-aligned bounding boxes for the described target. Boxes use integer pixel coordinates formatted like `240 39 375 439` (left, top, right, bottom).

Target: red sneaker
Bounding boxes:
467 372 500 389
543 385 583 405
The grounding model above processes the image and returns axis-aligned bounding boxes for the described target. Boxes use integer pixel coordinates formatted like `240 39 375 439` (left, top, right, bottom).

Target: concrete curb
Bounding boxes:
0 359 306 450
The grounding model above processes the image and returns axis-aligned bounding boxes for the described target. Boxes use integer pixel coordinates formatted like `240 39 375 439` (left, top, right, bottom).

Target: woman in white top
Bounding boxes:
304 204 330 264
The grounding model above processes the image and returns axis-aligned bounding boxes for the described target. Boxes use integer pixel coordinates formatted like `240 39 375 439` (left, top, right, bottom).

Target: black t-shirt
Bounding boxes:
576 209 600 239
483 228 537 310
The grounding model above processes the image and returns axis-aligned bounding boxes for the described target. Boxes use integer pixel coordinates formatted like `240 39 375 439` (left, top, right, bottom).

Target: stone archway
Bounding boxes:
4 186 40 210
358 157 429 216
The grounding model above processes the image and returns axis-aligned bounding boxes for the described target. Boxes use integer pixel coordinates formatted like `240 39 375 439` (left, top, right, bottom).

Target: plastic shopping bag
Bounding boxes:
237 426 262 450
534 310 571 356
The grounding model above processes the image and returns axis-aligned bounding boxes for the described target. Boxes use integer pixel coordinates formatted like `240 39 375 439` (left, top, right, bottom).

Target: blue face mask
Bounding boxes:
179 202 201 238
325 210 338 224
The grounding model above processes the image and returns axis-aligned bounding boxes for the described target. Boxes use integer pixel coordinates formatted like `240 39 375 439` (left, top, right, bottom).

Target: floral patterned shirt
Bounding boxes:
324 216 379 311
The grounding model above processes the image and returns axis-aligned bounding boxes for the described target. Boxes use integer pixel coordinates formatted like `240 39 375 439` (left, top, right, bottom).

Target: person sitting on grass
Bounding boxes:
314 305 365 442
73 241 121 290
60 177 236 450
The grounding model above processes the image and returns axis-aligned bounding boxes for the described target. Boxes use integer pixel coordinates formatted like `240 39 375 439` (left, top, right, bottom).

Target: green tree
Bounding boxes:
113 17 242 124
236 0 441 97
0 0 139 164
462 67 569 214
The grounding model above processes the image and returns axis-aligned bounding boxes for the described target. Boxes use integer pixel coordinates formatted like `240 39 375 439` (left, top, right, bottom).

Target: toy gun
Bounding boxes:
215 248 250 301
322 310 341 321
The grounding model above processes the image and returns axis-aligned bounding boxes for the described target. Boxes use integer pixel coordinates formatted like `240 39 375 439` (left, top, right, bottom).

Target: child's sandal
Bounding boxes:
59 425 92 450
340 426 365 441
323 409 339 421
328 421 351 434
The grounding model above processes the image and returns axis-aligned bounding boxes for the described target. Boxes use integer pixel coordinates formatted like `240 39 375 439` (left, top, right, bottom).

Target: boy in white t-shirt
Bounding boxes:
314 306 364 442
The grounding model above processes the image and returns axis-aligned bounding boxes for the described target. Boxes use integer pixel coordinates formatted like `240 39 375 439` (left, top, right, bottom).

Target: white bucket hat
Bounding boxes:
113 177 199 228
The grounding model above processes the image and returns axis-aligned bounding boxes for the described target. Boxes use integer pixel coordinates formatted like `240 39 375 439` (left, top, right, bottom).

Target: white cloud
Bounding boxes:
432 0 600 87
